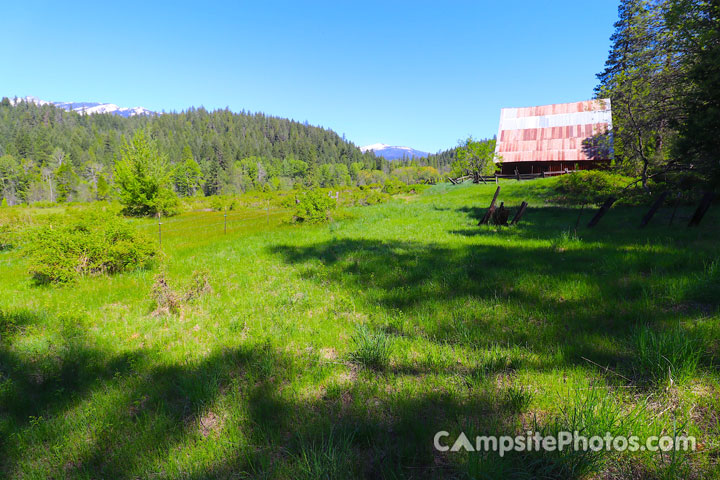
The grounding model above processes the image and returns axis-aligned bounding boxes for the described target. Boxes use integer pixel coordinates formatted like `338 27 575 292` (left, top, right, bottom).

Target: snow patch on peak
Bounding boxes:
359 143 430 161
6 96 157 118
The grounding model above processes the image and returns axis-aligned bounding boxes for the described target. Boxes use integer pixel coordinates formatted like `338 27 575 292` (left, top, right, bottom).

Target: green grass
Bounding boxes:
1 178 719 478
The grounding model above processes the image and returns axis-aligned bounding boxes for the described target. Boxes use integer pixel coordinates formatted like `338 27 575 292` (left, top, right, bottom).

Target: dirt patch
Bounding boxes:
198 410 224 438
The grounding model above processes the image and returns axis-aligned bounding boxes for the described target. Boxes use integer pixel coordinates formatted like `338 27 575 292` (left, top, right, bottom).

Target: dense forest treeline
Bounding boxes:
0 99 454 205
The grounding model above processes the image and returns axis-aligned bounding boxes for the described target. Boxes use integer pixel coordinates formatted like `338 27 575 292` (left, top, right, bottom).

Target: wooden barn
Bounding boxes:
494 99 613 175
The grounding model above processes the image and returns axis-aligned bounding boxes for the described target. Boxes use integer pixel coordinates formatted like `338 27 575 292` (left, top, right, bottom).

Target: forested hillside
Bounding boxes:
0 99 453 205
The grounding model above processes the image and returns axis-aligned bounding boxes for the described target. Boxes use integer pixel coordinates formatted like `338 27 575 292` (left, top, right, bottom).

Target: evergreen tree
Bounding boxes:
114 130 178 216
596 0 683 188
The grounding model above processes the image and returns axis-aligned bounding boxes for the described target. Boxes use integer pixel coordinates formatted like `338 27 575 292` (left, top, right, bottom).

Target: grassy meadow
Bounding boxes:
1 179 719 479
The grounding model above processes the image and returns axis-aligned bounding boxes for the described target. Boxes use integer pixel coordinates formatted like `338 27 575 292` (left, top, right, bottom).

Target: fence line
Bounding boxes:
141 209 287 247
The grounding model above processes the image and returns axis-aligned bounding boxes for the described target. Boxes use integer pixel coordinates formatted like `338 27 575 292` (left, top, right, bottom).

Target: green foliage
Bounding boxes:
666 0 720 186
382 177 406 195
114 131 179 217
1 198 7 207
0 224 13 250
25 212 157 284
597 0 720 188
174 146 204 196
389 165 440 185
95 174 110 201
452 137 499 181
552 170 634 205
634 325 703 387
55 161 78 202
349 326 391 370
293 189 336 224
208 195 239 212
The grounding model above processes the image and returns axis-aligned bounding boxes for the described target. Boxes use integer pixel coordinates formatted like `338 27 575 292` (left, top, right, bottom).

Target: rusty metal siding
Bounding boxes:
495 99 612 164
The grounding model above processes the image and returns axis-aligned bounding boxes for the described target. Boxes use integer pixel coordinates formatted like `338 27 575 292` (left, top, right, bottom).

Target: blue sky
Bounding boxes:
1 1 618 153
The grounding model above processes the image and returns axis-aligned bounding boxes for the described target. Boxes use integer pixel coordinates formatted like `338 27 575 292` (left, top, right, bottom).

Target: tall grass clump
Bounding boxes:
349 325 391 370
465 387 644 479
634 325 703 387
293 429 355 480
25 212 157 284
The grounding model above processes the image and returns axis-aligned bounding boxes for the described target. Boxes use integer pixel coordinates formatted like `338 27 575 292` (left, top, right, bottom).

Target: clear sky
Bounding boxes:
1 0 618 153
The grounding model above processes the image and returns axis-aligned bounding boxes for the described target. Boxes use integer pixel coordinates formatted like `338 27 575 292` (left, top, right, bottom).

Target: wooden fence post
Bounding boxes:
574 204 585 231
587 197 617 228
479 186 501 225
510 201 528 225
639 191 668 228
688 192 715 227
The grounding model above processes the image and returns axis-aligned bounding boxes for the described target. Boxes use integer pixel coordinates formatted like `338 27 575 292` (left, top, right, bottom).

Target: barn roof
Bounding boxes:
494 99 612 163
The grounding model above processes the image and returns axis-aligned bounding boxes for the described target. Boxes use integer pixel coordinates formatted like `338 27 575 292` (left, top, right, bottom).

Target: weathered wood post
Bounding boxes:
688 192 715 227
479 186 501 225
510 201 528 225
639 191 668 228
587 197 617 228
574 204 585 231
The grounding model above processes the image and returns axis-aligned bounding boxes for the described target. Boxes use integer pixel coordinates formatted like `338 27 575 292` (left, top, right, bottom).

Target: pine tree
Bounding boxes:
596 0 682 188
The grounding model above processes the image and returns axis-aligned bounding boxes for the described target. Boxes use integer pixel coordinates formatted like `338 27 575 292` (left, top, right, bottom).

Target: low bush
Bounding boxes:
25 212 157 284
208 195 239 212
382 178 407 195
552 170 634 206
293 189 336 224
0 223 15 251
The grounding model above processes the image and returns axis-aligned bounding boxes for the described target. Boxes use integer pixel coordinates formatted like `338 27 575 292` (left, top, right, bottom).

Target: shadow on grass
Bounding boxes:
268 233 719 380
1 306 628 479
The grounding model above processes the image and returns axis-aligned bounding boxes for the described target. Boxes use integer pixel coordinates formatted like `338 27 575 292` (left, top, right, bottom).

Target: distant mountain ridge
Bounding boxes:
360 143 429 160
8 96 156 118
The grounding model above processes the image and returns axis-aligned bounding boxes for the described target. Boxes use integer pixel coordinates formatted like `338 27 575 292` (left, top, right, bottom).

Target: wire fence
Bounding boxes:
133 208 286 247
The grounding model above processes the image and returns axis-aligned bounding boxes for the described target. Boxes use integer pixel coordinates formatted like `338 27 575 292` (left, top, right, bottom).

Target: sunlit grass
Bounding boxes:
1 178 719 478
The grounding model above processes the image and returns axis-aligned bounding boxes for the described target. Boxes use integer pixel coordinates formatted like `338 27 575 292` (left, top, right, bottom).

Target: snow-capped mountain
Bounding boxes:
360 143 429 160
8 96 156 118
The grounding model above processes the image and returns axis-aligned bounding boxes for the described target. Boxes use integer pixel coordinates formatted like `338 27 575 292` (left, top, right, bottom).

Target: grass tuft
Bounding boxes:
633 325 703 387
348 325 391 370
293 429 355 480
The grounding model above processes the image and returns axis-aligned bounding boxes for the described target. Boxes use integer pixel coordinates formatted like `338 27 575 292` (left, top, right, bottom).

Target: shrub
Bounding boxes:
358 190 390 206
293 189 336 224
383 177 406 195
0 223 15 251
25 212 157 284
552 170 634 206
349 325 391 370
208 195 238 212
